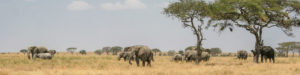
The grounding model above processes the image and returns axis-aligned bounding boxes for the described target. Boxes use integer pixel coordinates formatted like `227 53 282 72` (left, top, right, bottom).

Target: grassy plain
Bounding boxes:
0 53 300 75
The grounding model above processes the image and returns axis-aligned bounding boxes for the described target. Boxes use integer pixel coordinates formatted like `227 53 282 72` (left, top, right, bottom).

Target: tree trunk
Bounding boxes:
189 17 203 64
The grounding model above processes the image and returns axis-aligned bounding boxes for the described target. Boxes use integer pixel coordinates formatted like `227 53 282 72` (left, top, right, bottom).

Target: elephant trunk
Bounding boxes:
27 51 31 59
118 56 121 61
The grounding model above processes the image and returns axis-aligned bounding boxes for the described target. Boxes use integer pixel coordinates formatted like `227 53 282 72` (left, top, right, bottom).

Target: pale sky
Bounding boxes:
0 0 299 52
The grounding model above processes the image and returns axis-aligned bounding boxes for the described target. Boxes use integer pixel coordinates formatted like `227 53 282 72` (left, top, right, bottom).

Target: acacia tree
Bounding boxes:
151 48 161 56
209 0 300 63
210 48 222 56
102 47 111 55
278 42 300 57
111 46 122 55
66 47 77 54
20 49 27 55
163 0 211 63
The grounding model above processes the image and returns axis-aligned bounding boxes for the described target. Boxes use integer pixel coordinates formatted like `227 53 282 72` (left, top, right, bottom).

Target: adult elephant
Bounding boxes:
27 46 48 60
128 45 154 67
237 50 248 60
200 52 210 61
171 54 183 62
251 46 275 63
184 50 197 62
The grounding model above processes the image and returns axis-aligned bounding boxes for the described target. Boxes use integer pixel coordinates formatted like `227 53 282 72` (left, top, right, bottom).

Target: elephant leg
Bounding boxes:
272 57 275 63
136 58 140 67
147 60 151 67
195 58 199 64
33 54 37 60
129 57 133 65
27 52 31 59
261 55 264 63
142 61 145 67
31 52 35 59
265 57 268 63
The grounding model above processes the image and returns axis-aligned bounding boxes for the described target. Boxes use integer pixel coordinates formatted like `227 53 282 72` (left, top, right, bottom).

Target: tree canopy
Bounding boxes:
111 46 122 55
66 47 77 54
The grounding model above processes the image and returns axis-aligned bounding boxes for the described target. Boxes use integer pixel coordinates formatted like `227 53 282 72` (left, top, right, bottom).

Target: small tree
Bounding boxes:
152 48 161 56
20 49 27 55
178 50 184 55
102 47 111 55
210 48 222 56
94 49 102 55
278 42 297 57
167 50 176 56
111 46 122 55
66 47 77 54
79 50 87 55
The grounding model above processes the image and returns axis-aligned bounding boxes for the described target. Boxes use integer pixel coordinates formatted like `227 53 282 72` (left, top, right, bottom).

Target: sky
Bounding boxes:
0 0 299 52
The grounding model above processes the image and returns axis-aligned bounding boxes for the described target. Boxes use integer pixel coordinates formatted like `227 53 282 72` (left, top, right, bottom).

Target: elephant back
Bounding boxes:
136 46 151 56
34 46 48 53
201 52 209 56
28 46 37 53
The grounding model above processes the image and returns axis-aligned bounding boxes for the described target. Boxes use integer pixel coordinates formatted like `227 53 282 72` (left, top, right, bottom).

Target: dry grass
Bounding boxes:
0 53 300 75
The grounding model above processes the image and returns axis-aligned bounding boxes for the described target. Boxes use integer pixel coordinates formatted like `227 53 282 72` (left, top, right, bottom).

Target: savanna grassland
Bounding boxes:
0 53 300 75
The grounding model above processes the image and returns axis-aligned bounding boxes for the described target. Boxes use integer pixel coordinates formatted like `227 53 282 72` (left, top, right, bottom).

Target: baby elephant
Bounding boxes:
171 54 183 62
35 53 53 59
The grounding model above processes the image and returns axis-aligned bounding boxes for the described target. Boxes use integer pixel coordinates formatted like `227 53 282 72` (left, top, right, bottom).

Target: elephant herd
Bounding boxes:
171 49 210 63
26 45 275 67
27 46 56 60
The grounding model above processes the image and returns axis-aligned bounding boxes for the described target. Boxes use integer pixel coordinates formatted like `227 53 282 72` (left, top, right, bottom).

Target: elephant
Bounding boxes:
184 50 210 62
27 46 48 60
200 52 210 61
171 54 183 62
252 46 275 63
36 53 53 59
48 50 56 56
237 50 248 60
128 45 154 67
118 52 134 61
184 50 197 62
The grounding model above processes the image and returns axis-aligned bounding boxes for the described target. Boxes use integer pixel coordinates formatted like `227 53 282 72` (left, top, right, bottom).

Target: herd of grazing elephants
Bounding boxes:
26 45 275 67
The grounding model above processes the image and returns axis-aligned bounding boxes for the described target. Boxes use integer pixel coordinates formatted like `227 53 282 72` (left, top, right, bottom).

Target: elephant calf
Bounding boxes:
237 50 248 60
118 52 134 61
171 54 183 62
35 53 53 59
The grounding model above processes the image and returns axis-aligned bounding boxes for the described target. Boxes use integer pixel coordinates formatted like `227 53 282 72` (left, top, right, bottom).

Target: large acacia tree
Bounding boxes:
163 0 211 63
209 0 300 63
